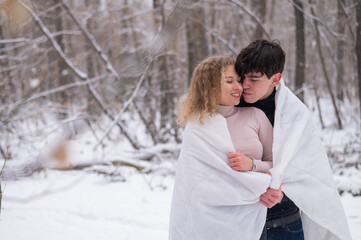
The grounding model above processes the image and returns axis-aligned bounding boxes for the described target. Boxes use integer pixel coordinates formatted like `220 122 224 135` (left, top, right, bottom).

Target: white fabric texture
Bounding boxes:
169 78 352 240
271 79 352 240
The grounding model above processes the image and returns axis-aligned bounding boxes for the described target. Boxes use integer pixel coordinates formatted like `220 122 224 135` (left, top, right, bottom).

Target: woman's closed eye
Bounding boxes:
226 76 234 84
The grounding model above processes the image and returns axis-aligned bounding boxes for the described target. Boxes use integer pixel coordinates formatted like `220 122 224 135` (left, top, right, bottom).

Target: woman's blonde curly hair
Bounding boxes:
178 56 235 126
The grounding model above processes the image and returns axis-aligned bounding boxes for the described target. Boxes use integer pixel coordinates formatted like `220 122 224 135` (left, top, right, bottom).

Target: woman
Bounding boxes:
169 56 274 240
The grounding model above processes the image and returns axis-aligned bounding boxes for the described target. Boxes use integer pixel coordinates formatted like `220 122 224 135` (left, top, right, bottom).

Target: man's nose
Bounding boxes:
242 79 250 88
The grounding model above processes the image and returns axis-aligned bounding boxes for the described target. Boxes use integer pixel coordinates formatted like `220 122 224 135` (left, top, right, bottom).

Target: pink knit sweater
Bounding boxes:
217 105 273 173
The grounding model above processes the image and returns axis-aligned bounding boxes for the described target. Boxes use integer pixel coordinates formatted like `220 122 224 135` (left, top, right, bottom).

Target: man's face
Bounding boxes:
242 72 279 103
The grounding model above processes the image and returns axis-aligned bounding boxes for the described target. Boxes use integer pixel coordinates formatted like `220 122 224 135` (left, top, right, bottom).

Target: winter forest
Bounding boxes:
0 0 360 239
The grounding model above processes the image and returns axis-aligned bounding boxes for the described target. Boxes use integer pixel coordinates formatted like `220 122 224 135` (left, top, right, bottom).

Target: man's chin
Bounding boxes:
243 97 257 104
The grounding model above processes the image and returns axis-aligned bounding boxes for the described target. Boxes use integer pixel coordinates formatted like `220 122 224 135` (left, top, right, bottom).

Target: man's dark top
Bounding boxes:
237 88 299 219
237 89 276 126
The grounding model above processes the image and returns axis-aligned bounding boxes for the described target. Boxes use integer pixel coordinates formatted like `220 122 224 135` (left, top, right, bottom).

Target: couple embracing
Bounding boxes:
169 40 352 240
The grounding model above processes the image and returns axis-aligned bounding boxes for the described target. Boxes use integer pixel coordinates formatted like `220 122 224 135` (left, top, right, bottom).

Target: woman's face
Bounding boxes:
218 65 242 106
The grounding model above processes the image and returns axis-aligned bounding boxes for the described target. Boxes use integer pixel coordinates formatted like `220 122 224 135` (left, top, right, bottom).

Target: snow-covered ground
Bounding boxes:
0 169 173 240
0 168 360 240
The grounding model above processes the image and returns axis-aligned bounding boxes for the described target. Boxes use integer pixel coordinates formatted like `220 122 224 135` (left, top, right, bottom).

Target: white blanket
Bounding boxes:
169 79 352 240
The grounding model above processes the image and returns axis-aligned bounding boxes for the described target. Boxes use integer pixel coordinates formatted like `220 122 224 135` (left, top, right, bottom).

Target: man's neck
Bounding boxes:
237 88 276 126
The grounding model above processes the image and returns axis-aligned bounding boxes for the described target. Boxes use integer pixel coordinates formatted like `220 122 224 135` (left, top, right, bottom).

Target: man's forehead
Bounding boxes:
245 72 264 77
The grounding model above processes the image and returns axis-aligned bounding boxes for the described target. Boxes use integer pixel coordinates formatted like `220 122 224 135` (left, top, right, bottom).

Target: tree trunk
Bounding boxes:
86 9 97 118
336 0 345 101
153 0 175 143
293 0 305 102
313 86 325 129
53 3 69 120
356 0 361 122
251 0 266 40
186 3 209 86
268 0 276 37
209 1 217 55
0 16 9 104
309 0 343 129
0 183 2 215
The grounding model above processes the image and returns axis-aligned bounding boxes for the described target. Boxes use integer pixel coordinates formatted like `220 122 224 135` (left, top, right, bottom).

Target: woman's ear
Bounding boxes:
271 73 282 87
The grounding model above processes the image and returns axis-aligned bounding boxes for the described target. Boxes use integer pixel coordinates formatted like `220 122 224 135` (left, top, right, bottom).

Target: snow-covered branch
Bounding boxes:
187 15 238 55
227 0 272 40
17 0 88 80
1 75 106 112
61 0 120 80
94 59 152 149
287 0 342 39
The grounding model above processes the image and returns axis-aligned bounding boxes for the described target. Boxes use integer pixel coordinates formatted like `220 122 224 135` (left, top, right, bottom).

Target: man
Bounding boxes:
228 39 351 240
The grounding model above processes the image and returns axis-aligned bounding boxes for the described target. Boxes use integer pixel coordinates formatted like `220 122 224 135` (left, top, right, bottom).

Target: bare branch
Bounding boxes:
94 60 152 149
287 0 341 39
13 0 139 149
1 75 106 112
17 0 88 80
60 0 120 80
337 0 356 41
187 15 238 55
2 174 85 203
309 0 343 129
227 0 272 40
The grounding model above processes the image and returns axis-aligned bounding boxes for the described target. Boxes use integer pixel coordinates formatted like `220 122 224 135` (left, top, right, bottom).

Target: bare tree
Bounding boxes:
309 0 343 129
336 0 346 101
50 1 70 120
293 0 306 102
186 2 209 85
0 0 359 172
153 0 173 143
356 0 361 121
0 16 9 105
251 0 266 40
0 156 6 215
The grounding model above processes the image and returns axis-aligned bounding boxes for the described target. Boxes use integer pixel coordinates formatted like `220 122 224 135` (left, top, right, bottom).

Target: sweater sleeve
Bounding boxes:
253 108 274 173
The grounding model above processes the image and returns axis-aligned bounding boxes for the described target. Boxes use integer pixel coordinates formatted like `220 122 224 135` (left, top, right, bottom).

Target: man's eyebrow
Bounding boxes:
246 74 263 78
225 76 234 78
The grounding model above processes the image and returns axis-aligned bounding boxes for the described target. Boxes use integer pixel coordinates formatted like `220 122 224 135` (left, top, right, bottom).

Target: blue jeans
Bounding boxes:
260 218 304 240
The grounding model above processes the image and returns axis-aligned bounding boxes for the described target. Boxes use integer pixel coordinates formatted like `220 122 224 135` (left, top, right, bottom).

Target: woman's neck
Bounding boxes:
217 105 237 118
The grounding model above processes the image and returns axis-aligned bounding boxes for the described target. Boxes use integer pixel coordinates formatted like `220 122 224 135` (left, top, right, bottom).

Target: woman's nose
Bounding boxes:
234 82 242 90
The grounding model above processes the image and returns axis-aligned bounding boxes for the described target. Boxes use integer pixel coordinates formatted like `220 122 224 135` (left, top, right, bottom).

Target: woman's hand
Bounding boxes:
227 152 253 171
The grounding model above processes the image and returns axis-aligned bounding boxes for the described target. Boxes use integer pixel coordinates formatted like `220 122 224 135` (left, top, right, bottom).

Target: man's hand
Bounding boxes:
260 187 284 208
227 152 253 171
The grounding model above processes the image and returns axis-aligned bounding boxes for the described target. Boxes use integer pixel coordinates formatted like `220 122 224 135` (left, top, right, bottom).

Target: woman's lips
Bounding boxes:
231 93 241 99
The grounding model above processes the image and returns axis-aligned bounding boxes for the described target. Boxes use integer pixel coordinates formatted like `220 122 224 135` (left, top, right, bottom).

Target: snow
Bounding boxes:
0 168 361 240
0 169 173 240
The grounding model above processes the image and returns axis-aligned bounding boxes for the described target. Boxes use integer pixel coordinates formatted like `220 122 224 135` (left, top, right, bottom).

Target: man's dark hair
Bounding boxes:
235 39 286 79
